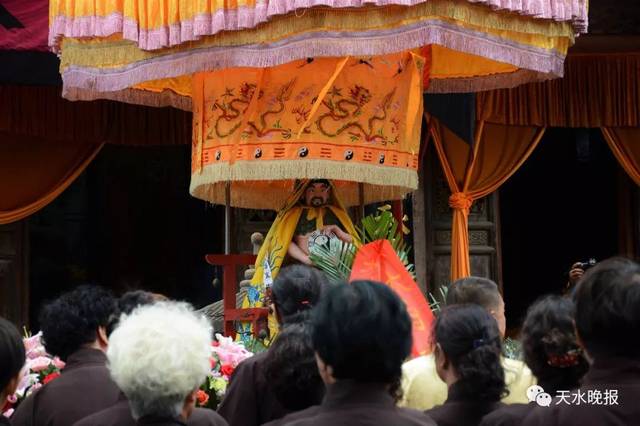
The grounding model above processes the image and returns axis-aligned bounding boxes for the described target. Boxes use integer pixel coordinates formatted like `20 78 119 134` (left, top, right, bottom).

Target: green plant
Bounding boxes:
360 208 414 275
308 237 357 283
427 285 449 316
309 206 413 282
503 337 523 360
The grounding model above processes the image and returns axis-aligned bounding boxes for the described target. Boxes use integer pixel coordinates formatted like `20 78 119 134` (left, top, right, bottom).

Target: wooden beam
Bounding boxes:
412 127 430 295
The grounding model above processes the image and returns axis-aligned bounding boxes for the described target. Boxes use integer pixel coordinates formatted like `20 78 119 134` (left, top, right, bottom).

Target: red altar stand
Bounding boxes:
205 254 269 339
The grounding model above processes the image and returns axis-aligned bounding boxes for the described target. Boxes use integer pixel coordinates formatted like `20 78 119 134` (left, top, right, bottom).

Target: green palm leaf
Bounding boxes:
309 238 356 283
310 207 414 280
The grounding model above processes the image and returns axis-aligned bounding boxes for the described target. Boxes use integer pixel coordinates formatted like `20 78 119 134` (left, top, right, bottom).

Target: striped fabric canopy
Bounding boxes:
53 0 588 109
49 0 588 207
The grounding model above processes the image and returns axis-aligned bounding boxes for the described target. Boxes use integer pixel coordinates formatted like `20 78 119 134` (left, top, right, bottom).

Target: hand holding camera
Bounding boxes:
566 258 597 292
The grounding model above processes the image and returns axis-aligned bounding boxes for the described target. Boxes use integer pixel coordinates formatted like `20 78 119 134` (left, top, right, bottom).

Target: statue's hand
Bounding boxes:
288 238 313 265
321 225 352 243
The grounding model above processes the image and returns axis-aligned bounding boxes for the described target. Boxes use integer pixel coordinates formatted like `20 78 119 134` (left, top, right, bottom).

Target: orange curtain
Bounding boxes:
477 54 640 128
601 127 640 186
0 132 103 224
0 86 191 146
429 118 545 279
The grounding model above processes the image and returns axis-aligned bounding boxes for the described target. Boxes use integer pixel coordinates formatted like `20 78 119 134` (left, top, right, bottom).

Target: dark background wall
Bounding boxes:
27 145 225 328
499 128 630 328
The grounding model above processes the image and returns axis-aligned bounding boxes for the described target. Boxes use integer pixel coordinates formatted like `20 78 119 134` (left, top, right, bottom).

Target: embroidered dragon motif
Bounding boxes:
244 79 296 140
207 83 259 139
316 85 397 144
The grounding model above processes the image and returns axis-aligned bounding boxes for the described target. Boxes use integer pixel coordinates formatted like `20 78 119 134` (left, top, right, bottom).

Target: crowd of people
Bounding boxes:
1 257 639 426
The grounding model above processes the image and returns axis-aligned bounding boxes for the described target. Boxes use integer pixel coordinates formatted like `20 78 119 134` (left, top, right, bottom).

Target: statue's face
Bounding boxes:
304 182 330 207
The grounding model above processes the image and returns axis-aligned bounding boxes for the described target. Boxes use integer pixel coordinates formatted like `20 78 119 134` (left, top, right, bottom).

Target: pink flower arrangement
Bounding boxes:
198 333 253 409
28 356 53 372
2 331 64 418
211 333 253 371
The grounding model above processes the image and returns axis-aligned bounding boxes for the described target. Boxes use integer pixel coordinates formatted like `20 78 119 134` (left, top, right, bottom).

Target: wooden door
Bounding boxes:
423 146 503 296
0 220 29 326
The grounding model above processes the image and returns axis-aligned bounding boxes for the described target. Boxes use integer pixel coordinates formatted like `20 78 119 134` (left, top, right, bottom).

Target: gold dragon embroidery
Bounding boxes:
316 85 397 144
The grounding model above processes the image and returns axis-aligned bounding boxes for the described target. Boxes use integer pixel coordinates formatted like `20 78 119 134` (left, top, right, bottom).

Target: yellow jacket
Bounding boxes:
399 354 536 410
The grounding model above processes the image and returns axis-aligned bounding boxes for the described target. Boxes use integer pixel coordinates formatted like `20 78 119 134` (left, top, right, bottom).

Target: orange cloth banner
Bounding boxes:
0 132 103 224
350 240 434 357
429 118 545 279
190 52 425 210
601 127 640 187
478 54 640 128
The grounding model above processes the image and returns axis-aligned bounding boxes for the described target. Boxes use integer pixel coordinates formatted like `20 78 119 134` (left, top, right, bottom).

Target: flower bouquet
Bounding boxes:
2 331 65 418
196 333 253 409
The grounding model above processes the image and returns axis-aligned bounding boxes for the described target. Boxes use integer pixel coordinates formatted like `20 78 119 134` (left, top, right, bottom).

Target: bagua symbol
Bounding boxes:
527 385 553 407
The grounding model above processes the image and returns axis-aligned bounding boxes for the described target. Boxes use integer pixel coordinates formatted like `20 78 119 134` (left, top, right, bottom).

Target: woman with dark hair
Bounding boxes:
521 296 588 393
217 265 328 426
106 290 159 336
425 304 506 426
277 280 435 426
481 295 588 426
261 322 324 426
0 317 25 426
523 257 640 426
11 285 121 426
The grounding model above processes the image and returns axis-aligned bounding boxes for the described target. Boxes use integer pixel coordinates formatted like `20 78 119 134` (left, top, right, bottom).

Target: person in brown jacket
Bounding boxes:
481 296 588 426
217 265 328 426
1 317 26 426
277 280 436 426
11 285 121 426
106 301 226 426
261 322 324 426
73 290 225 426
425 304 506 426
522 257 640 426
73 398 226 426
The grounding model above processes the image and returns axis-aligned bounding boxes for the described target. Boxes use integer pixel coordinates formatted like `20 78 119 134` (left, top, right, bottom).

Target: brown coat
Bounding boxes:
261 406 321 426
10 348 121 426
136 416 186 426
479 403 533 426
217 351 287 426
73 397 228 426
522 357 640 426
425 383 505 426
281 381 436 426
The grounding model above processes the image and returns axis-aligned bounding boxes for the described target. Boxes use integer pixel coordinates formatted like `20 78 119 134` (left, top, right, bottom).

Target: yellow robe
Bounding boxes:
238 180 359 347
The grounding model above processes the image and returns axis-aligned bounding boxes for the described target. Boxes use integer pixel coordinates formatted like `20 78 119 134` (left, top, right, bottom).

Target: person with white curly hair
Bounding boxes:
105 302 227 426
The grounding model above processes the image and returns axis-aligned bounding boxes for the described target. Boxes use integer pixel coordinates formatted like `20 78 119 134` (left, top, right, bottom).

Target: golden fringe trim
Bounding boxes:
50 0 585 35
59 1 574 70
189 159 418 209
62 86 192 111
428 68 555 93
